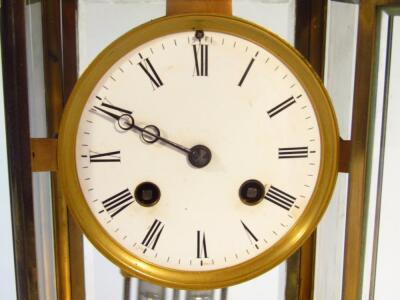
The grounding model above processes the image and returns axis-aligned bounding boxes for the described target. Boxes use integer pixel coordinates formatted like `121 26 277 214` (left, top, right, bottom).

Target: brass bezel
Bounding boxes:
58 14 339 289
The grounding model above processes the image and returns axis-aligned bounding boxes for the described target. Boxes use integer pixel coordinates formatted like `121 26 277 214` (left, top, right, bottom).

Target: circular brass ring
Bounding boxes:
58 14 339 289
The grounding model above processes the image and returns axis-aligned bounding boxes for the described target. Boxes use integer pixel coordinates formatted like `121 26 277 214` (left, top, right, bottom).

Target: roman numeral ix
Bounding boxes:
89 150 121 163
138 58 163 89
193 44 208 76
267 96 296 118
197 231 208 259
264 186 296 210
100 188 134 218
278 147 308 159
141 219 164 253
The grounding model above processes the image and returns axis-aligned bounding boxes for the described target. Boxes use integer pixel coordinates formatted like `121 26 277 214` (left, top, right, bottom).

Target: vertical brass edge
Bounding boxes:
30 138 58 172
342 2 376 299
41 1 85 299
287 1 328 300
339 139 351 173
1 1 39 299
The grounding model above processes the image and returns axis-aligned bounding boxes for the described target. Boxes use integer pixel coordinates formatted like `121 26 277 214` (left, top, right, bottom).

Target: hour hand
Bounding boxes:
93 103 132 121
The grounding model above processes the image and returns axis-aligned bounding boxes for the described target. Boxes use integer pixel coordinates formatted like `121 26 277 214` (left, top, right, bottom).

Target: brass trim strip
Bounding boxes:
331 0 360 4
286 1 329 299
41 1 85 299
1 1 39 299
339 139 351 173
166 0 232 16
31 138 58 172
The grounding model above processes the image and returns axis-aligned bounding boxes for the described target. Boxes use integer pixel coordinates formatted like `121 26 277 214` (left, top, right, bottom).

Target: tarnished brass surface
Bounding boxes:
2 1 39 298
41 1 85 299
58 14 339 289
286 2 328 299
167 0 232 16
30 138 58 172
339 139 351 173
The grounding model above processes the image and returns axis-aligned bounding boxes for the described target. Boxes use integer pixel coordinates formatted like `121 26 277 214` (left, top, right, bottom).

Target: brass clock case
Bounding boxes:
58 14 339 289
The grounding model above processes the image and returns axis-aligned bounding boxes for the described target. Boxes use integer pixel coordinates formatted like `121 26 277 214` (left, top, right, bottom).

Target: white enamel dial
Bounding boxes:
75 30 321 271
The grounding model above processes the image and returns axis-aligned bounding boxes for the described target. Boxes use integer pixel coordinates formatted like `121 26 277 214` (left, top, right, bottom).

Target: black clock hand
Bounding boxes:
94 105 121 120
118 114 192 153
93 106 211 168
93 106 189 152
119 114 211 168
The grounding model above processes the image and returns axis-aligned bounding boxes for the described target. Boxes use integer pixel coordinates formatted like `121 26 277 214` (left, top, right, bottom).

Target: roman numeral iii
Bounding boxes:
89 150 121 163
264 186 296 210
141 219 164 253
267 96 296 118
193 44 208 76
138 58 163 89
197 231 208 259
278 147 308 159
101 188 134 217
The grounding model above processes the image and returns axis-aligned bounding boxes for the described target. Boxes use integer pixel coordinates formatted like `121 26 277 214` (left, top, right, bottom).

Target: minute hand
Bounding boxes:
130 121 191 154
118 113 211 168
94 106 211 168
94 105 187 152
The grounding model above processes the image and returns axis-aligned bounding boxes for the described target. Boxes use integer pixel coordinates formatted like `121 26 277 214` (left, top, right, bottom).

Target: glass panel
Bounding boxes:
25 2 57 300
364 10 400 300
314 1 359 299
0 14 18 300
233 0 295 45
373 14 400 299
361 10 390 300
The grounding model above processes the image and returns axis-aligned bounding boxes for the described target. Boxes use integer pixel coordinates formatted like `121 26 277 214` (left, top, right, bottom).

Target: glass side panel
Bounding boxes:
314 2 359 300
366 11 400 300
25 2 56 300
233 0 295 45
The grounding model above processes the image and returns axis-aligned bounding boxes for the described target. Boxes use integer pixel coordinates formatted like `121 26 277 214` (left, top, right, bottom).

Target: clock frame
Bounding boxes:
58 13 339 289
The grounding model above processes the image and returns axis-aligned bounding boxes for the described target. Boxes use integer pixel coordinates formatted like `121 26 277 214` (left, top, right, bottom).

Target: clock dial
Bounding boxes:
75 30 321 271
59 15 338 288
